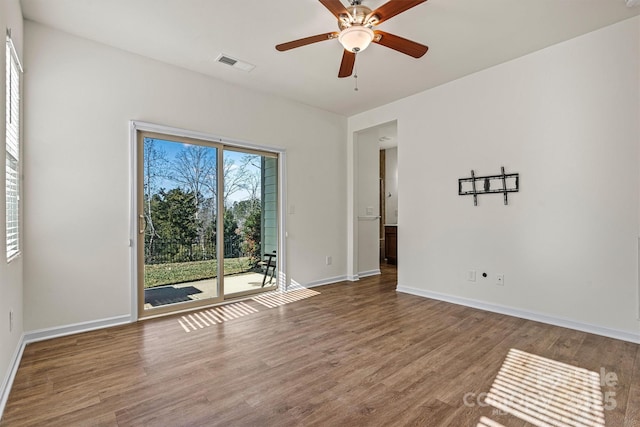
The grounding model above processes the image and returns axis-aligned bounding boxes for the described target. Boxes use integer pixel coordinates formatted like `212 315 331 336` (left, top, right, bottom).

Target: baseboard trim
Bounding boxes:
23 315 132 345
304 275 349 289
303 271 379 288
358 269 381 278
396 286 640 344
0 333 26 420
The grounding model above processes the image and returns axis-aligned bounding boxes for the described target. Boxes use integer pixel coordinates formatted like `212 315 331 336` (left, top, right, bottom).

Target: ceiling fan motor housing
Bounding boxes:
338 4 374 30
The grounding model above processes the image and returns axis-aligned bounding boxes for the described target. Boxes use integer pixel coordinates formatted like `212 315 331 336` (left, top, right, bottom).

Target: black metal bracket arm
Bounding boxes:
458 167 519 206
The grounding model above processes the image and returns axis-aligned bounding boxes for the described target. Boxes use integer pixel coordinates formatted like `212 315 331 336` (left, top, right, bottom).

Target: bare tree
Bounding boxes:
169 145 217 257
143 138 169 252
242 157 261 204
168 148 264 260
170 145 215 212
222 154 262 205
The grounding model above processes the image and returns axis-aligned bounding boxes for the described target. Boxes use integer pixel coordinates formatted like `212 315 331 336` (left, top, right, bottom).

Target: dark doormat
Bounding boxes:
144 285 202 307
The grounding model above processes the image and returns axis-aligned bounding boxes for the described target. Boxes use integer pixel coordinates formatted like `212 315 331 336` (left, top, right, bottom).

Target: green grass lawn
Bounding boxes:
144 257 254 288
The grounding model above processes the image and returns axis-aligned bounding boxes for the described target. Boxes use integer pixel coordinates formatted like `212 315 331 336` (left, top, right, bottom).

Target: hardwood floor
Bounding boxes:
2 265 639 426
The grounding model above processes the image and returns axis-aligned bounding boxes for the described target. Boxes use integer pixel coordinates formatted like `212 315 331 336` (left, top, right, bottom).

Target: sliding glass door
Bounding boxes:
136 130 278 318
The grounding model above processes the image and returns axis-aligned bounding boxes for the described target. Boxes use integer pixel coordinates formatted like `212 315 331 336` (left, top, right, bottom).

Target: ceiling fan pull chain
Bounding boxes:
354 65 359 91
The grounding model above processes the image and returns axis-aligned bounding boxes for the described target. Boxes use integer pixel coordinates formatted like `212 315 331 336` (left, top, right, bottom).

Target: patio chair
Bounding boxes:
261 251 277 287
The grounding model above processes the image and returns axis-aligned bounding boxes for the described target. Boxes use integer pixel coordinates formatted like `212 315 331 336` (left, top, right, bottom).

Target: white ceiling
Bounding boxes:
20 0 640 117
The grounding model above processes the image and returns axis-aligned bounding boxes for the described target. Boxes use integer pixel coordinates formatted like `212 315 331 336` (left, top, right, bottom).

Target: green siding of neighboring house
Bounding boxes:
261 157 278 261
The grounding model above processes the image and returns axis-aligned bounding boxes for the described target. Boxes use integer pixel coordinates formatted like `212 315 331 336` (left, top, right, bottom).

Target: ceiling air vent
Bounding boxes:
215 54 256 72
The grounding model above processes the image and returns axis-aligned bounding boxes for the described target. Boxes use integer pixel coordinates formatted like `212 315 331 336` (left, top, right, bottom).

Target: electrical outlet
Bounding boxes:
467 270 476 282
326 256 332 265
496 274 504 286
9 309 13 332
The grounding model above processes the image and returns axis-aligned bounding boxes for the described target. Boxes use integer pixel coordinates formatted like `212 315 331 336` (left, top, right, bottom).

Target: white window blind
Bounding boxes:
6 33 21 260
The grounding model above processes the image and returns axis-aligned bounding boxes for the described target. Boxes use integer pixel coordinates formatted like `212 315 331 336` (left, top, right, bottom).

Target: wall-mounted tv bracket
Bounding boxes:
458 167 519 206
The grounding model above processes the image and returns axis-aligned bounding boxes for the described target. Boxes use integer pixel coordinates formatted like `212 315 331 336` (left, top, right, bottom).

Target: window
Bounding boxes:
6 33 21 260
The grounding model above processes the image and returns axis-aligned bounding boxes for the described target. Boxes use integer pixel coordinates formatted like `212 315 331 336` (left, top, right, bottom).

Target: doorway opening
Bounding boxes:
354 120 398 279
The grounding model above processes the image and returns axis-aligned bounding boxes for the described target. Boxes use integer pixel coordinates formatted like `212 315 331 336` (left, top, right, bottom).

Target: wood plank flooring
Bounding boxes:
2 265 639 426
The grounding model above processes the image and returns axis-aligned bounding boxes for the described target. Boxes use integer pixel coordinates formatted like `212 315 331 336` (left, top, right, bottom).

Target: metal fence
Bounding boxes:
145 239 244 264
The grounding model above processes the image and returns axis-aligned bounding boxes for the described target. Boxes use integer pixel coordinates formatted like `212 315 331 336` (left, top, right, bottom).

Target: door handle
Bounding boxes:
139 214 146 234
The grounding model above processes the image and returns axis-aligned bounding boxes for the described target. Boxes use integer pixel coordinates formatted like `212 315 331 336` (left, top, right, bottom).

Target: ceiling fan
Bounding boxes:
275 0 429 78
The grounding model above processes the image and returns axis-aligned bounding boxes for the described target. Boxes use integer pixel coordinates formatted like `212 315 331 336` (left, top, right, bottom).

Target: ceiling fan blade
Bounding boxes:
338 50 356 78
276 32 339 51
373 31 428 58
319 0 350 20
367 0 427 25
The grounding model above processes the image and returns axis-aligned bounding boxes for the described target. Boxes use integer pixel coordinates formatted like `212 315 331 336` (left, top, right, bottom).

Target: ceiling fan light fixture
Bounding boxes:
338 25 374 53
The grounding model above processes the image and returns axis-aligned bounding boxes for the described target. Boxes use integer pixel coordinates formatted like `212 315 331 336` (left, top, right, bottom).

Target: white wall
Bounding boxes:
356 127 380 275
384 147 398 225
23 22 347 331
0 0 24 411
349 17 640 339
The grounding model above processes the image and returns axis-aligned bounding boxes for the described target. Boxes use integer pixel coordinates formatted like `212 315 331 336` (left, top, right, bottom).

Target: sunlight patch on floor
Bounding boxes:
485 348 605 427
178 283 320 331
251 287 320 308
178 301 259 332
476 416 506 427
